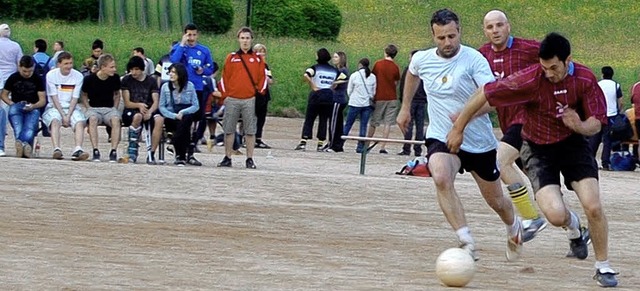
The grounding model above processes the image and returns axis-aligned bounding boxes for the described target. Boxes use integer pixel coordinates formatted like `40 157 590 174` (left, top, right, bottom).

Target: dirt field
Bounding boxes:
0 117 638 290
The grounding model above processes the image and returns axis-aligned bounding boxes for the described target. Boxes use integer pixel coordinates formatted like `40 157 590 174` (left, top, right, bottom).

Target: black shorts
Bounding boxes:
122 108 162 128
425 138 500 181
501 124 523 150
520 134 598 193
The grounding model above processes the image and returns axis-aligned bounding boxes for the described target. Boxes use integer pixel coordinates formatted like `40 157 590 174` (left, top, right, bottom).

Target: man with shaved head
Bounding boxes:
478 10 548 242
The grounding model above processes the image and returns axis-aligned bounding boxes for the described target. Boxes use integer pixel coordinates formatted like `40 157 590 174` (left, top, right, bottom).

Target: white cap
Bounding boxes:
0 24 10 38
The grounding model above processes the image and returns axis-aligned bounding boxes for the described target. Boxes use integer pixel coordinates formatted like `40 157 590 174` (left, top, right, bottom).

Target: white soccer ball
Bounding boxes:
435 247 476 287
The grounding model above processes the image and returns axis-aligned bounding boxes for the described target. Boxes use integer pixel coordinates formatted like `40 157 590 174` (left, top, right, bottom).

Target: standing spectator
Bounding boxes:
154 40 179 87
479 10 547 241
343 58 376 153
81 39 104 76
397 9 523 262
132 47 155 76
295 48 346 151
47 40 65 70
0 56 46 158
170 23 214 164
368 44 400 154
42 52 89 161
217 27 267 169
449 32 618 287
122 56 164 164
588 66 623 170
0 23 23 157
397 49 427 157
159 63 199 166
253 43 274 149
630 73 640 159
326 51 348 152
81 54 122 162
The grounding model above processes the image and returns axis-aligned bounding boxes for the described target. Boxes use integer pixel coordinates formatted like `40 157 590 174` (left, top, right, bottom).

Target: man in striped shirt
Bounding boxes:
479 10 547 242
448 32 618 288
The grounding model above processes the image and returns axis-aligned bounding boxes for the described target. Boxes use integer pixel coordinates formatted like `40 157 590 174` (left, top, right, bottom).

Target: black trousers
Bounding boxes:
301 102 332 141
328 102 346 150
255 95 269 140
165 114 194 160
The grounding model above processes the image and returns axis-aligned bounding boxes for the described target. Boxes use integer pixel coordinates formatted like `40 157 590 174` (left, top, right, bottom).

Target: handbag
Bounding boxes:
358 70 375 108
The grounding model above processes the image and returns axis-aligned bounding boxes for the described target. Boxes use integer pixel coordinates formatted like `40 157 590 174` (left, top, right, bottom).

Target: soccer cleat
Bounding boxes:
246 158 257 169
593 268 619 287
15 141 23 158
217 156 232 167
187 156 202 166
92 149 101 162
459 243 479 262
52 149 63 160
109 149 117 162
568 226 590 260
522 217 548 242
71 150 89 161
294 141 306 151
506 217 524 261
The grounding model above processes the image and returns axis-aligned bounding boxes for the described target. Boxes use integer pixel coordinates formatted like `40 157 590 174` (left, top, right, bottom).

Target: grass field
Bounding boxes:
5 0 640 115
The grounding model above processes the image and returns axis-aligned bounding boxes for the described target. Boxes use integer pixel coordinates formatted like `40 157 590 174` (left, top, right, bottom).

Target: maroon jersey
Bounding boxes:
479 36 539 132
484 61 607 144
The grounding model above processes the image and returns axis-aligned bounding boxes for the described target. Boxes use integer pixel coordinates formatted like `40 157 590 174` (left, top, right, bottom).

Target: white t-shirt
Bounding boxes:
597 79 621 117
347 69 377 107
409 45 497 153
46 68 84 109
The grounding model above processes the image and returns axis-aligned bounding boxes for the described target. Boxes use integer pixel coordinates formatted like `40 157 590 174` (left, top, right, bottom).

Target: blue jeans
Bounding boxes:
0 105 6 150
8 102 41 145
343 105 372 151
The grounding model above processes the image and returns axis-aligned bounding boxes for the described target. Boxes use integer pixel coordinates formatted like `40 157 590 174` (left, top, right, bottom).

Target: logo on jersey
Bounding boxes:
555 102 569 118
442 76 448 83
493 71 505 79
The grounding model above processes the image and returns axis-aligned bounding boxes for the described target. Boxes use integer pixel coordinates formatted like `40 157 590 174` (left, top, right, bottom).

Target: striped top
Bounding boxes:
479 36 540 132
484 61 607 144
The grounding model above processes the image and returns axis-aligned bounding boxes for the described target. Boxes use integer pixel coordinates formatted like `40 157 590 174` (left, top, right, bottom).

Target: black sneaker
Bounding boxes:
52 149 64 160
147 155 157 165
246 158 257 169
295 141 306 151
379 149 389 154
217 156 232 167
316 142 325 152
255 140 271 149
187 156 202 166
92 149 101 162
109 149 117 162
166 145 174 156
174 159 186 167
72 149 89 161
568 226 590 260
397 151 410 156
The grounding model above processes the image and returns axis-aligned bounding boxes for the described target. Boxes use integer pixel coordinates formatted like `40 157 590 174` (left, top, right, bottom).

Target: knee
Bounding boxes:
431 172 454 192
543 208 568 227
582 200 604 220
88 116 98 125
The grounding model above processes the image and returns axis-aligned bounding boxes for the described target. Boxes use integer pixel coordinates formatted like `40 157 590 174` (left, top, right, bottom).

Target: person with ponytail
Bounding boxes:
343 58 376 153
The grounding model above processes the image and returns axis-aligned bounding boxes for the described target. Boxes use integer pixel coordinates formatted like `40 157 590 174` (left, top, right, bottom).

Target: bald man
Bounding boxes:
478 10 548 242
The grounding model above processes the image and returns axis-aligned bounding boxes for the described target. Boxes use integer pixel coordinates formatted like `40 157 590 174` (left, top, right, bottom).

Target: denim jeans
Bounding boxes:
8 102 41 145
0 105 6 150
343 106 372 151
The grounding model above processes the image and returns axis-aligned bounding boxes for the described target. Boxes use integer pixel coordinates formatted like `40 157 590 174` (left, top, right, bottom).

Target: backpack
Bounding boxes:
610 151 637 171
396 157 431 177
609 113 634 142
33 55 53 84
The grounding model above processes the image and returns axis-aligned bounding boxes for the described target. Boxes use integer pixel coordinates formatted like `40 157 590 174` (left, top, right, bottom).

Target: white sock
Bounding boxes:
566 210 581 239
456 226 474 246
74 146 83 152
507 214 521 237
595 260 611 271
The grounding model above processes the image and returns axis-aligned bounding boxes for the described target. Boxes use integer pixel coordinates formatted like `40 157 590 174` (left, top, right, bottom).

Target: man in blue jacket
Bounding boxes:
170 23 214 166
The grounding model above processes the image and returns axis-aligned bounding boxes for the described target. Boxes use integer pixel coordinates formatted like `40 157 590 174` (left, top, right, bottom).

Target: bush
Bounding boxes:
252 0 341 41
192 0 234 35
2 0 98 21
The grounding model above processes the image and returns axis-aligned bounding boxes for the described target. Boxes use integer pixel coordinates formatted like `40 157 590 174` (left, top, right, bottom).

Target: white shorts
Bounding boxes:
42 107 86 128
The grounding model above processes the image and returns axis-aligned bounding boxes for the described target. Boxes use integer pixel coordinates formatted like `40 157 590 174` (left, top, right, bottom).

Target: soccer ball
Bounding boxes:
435 247 476 287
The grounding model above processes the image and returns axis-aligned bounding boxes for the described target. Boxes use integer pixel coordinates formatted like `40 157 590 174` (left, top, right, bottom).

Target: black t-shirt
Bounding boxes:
3 72 45 104
121 74 159 106
81 73 121 107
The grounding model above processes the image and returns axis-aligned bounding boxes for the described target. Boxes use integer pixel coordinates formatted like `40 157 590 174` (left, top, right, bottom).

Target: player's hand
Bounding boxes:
561 108 581 132
176 112 183 120
446 127 464 154
396 108 411 136
181 33 189 46
62 115 71 127
195 66 204 75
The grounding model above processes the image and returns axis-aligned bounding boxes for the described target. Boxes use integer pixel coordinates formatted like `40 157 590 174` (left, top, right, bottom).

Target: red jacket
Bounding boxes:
219 49 267 100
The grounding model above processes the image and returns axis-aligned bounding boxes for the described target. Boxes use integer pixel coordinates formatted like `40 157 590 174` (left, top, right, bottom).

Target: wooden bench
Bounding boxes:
341 135 424 175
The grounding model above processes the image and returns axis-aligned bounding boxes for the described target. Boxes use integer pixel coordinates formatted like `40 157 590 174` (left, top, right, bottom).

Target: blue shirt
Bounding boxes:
159 81 200 119
170 43 214 91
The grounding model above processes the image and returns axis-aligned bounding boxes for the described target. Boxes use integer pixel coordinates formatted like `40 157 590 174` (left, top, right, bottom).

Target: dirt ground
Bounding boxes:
0 117 638 290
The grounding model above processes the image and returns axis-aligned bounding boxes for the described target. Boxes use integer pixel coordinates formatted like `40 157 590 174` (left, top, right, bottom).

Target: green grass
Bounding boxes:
7 0 640 116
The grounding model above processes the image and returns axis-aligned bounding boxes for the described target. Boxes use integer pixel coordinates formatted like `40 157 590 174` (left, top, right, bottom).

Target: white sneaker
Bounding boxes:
506 217 524 261
460 243 479 261
0 149 6 157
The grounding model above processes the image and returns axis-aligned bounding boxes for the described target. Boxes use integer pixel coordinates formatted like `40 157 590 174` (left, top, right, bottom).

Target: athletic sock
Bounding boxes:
506 213 521 237
508 183 539 220
595 260 611 271
456 226 474 246
565 210 581 239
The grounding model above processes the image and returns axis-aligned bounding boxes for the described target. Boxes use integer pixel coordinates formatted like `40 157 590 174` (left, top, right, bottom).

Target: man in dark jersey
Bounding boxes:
478 10 547 242
449 32 618 288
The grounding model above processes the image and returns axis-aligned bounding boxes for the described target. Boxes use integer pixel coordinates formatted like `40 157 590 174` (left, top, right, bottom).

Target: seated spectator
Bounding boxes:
0 56 46 158
122 56 164 164
159 63 200 166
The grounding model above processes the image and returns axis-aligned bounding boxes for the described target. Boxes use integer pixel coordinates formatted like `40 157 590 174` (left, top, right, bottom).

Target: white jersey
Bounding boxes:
46 68 84 109
597 79 621 117
409 45 497 153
